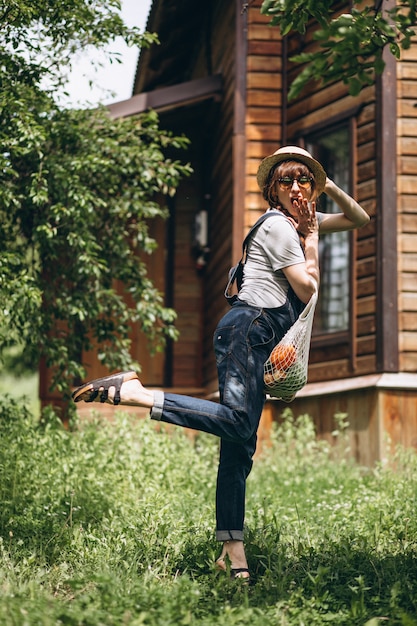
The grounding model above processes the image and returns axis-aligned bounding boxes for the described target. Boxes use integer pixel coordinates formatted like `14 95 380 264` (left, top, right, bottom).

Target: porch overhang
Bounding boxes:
107 74 222 119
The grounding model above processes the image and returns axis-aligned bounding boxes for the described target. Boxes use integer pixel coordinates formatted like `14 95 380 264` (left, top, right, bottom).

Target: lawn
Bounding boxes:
0 397 416 625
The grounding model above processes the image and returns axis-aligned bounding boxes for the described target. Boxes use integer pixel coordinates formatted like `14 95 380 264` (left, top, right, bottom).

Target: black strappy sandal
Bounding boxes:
231 567 250 582
71 371 138 405
215 559 250 582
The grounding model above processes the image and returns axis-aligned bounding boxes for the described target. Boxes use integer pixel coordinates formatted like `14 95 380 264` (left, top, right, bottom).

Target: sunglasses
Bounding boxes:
278 176 313 190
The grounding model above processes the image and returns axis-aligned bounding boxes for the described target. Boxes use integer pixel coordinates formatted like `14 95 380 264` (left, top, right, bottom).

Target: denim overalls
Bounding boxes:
151 289 304 541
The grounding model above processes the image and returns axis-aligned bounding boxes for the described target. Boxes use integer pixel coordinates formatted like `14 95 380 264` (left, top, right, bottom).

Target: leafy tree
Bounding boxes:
261 0 417 99
0 0 192 411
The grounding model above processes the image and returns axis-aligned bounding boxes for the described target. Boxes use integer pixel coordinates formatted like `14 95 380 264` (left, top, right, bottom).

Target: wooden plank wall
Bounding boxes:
199 0 285 391
128 218 166 386
246 0 282 226
283 2 377 383
355 95 378 375
263 385 417 466
398 39 417 373
263 389 380 466
198 0 237 392
170 169 205 388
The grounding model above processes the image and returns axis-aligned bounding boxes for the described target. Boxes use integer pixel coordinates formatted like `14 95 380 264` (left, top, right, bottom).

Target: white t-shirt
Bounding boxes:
238 211 322 308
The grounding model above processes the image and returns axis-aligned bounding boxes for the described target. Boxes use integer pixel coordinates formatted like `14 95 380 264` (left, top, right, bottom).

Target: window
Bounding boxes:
305 126 351 334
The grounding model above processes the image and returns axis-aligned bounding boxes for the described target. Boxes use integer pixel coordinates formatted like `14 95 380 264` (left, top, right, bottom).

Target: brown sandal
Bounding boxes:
71 371 138 405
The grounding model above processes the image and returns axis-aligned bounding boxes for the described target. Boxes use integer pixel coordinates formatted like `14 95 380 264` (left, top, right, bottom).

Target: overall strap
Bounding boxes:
241 210 281 259
224 210 281 304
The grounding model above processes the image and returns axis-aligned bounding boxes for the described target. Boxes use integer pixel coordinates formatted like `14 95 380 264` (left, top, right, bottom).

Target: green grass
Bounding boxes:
0 398 417 625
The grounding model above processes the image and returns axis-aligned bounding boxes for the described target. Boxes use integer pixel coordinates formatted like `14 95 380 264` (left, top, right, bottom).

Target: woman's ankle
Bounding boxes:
217 539 248 570
119 379 155 408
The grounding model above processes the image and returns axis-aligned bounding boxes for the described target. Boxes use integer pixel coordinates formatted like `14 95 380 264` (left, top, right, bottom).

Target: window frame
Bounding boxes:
293 106 362 354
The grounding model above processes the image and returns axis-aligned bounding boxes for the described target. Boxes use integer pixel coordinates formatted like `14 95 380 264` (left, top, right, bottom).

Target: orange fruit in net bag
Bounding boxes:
269 344 297 371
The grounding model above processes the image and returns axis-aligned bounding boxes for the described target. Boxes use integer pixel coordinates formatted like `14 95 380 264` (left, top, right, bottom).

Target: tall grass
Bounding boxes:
0 371 40 417
0 397 417 625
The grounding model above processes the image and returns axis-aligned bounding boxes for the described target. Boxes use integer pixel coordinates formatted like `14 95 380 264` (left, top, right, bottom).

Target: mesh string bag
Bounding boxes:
264 290 318 402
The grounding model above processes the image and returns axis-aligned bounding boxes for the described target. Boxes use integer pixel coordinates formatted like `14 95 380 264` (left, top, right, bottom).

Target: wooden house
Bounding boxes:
62 0 417 465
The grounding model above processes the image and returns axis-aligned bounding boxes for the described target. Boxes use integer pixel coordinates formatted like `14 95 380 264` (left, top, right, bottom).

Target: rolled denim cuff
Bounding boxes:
216 530 244 542
150 389 165 421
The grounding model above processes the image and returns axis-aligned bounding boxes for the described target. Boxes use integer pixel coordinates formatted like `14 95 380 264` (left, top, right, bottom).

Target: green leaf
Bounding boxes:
374 54 386 75
275 2 415 100
347 77 363 96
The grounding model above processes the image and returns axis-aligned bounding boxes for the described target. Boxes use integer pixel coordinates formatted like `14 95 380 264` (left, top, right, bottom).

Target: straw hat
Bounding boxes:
256 146 327 195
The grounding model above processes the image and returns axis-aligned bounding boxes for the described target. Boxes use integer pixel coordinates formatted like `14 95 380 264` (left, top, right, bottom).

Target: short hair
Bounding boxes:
262 160 317 208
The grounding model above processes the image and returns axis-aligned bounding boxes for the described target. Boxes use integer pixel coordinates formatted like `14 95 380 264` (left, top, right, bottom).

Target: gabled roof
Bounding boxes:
133 0 208 94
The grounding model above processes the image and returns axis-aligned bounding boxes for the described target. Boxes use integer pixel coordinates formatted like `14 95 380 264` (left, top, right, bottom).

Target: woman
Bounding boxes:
72 146 369 580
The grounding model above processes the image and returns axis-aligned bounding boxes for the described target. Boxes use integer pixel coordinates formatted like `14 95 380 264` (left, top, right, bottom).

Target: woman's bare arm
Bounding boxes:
283 199 319 304
319 178 370 234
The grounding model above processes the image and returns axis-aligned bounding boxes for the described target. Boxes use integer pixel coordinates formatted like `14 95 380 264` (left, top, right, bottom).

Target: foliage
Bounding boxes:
1 399 417 624
1 1 192 407
2 0 158 81
261 0 417 99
